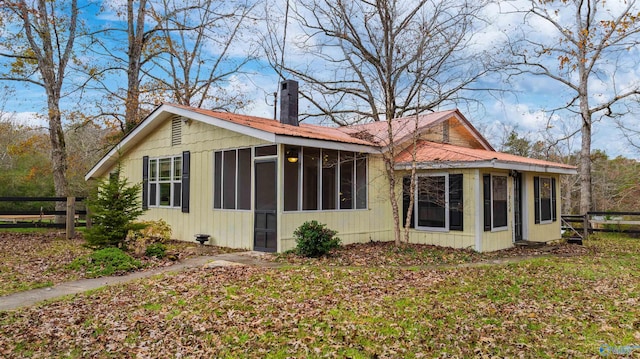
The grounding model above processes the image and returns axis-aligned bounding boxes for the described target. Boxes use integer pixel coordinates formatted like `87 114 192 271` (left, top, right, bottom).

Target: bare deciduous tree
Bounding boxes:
264 0 492 244
0 0 79 214
147 0 257 110
90 0 199 133
90 0 256 134
503 0 640 214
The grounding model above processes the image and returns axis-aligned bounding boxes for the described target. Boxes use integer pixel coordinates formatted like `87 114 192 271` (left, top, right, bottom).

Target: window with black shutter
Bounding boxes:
407 173 463 231
402 176 415 229
142 156 149 210
145 155 183 209
449 174 463 231
483 174 491 231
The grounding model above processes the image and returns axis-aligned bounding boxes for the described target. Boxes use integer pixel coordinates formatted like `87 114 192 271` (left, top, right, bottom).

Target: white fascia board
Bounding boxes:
85 106 169 180
85 105 281 180
395 160 577 175
170 107 277 143
274 135 379 153
86 104 379 180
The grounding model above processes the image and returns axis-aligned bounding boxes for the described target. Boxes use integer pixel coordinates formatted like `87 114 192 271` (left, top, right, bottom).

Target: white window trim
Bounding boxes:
490 173 508 232
414 173 449 232
148 155 181 209
538 176 554 225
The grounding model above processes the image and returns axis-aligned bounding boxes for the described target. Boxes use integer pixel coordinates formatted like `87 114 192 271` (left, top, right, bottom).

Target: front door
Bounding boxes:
254 160 277 252
513 172 523 242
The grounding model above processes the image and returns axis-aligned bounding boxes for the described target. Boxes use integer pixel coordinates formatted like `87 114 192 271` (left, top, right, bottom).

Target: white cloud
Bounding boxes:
5 111 48 129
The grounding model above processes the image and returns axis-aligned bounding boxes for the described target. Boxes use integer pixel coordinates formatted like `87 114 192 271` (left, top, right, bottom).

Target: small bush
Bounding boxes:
145 243 167 259
69 248 143 278
293 220 341 257
126 220 172 257
85 170 146 249
133 220 172 244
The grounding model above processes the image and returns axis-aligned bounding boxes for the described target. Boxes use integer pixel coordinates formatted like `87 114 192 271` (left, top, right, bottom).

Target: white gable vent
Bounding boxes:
171 117 182 146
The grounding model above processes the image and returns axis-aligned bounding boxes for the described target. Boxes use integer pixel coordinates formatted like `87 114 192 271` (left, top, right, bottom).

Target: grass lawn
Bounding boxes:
1 235 638 358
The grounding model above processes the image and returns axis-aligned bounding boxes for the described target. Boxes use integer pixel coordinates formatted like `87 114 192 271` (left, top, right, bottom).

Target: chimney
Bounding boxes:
279 80 299 126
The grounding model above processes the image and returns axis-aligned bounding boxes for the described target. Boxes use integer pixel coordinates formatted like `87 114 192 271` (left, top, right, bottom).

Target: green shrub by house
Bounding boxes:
85 171 146 249
126 219 172 257
68 248 142 278
293 220 341 257
145 243 167 259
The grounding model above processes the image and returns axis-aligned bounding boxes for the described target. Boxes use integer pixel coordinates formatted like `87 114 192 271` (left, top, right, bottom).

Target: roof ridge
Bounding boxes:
343 110 456 129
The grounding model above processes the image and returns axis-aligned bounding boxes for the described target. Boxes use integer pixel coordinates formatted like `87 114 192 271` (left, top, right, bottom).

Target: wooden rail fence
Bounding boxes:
561 211 640 243
0 197 89 239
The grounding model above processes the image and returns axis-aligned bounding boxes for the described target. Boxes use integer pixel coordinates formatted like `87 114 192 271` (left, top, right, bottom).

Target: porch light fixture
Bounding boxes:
286 148 299 163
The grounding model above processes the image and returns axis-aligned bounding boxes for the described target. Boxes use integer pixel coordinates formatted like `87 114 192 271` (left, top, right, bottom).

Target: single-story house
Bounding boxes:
86 80 576 252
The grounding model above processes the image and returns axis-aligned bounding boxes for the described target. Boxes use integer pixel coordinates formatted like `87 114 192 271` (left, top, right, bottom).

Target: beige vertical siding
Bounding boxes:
525 172 562 243
479 170 514 252
111 116 268 249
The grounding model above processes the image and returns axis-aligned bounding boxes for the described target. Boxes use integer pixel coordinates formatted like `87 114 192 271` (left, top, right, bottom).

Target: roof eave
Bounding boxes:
394 160 577 175
85 104 169 181
275 135 379 153
85 104 380 180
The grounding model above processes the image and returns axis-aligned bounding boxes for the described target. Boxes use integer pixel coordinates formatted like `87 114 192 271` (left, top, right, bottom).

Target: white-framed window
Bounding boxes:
534 176 556 224
415 173 449 231
402 173 463 231
148 156 182 207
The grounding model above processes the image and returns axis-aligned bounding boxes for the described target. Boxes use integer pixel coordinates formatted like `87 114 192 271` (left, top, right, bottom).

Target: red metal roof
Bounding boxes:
173 105 492 150
395 140 576 170
339 110 458 146
169 103 375 146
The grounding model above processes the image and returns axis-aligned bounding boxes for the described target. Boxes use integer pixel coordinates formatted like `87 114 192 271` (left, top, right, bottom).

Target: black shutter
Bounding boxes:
402 176 414 229
551 177 557 222
449 174 463 231
181 151 190 213
483 174 491 231
142 156 149 210
534 176 540 224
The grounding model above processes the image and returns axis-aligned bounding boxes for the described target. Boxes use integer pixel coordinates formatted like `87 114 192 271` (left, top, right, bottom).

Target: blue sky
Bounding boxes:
1 0 639 159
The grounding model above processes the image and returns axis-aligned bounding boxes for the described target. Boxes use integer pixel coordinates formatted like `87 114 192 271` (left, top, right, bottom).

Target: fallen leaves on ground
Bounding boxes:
0 231 91 296
0 231 241 296
274 240 594 267
0 236 638 358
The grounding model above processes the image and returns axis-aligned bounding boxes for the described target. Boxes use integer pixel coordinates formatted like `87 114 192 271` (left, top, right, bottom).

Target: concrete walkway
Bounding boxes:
0 252 279 311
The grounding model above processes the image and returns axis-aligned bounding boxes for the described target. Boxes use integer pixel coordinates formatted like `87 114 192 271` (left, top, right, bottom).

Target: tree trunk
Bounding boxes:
579 116 591 214
48 100 69 223
386 157 401 245
124 0 147 132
